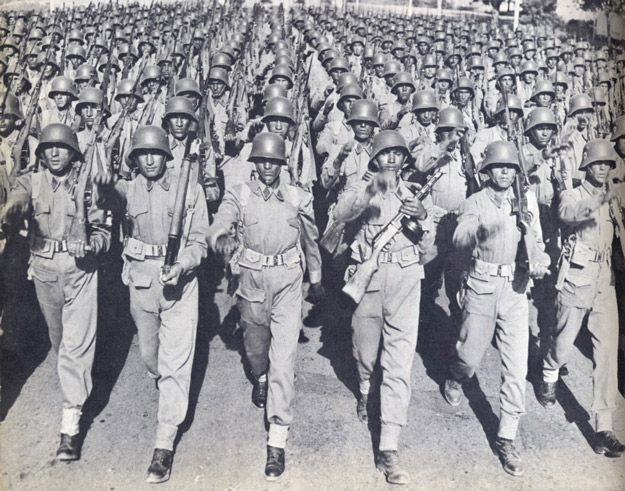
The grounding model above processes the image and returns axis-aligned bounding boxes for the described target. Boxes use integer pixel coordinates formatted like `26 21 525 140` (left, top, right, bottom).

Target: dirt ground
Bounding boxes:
1 255 625 491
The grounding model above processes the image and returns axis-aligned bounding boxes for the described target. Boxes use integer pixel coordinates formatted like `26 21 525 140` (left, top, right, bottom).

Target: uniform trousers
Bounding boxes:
449 269 529 440
124 257 198 451
29 253 98 436
237 263 303 441
543 259 618 432
351 262 422 450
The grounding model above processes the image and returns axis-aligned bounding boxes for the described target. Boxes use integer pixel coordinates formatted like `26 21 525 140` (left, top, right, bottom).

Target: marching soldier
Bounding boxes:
94 125 209 483
207 132 323 480
1 123 111 461
398 89 439 160
536 139 625 459
333 130 434 485
443 140 550 477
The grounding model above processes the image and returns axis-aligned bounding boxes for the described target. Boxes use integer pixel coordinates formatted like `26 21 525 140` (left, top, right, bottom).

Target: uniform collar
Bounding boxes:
249 178 286 201
48 166 77 193
581 178 605 196
144 169 171 191
485 185 515 208
355 141 371 155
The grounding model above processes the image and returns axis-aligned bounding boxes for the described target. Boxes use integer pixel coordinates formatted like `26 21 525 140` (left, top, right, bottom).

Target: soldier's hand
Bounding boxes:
529 252 551 279
396 107 408 120
250 120 264 138
323 85 335 98
400 196 427 220
94 170 115 187
160 263 184 286
323 100 335 116
68 239 90 258
0 199 31 225
339 140 355 160
368 170 394 195
215 235 238 257
308 282 325 304
409 135 428 151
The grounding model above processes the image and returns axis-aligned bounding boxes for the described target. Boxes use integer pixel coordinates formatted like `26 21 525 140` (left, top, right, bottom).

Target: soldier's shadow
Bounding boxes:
462 375 501 454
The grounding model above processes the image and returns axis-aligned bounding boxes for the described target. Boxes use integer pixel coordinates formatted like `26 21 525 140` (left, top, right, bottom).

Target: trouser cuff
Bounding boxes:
60 407 82 436
497 412 520 441
268 423 289 449
596 411 613 433
379 422 402 452
155 422 178 451
543 366 559 384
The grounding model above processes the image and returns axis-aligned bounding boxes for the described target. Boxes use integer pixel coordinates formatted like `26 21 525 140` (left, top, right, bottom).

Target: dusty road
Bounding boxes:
1 257 624 491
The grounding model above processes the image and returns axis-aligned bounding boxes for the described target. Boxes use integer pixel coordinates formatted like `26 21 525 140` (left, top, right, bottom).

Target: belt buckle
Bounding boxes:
160 245 167 256
273 255 279 266
496 264 503 276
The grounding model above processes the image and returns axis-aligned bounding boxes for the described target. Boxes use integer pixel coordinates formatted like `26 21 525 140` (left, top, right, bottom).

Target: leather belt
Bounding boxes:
241 246 300 267
124 237 168 257
588 248 610 263
472 257 516 277
379 246 419 264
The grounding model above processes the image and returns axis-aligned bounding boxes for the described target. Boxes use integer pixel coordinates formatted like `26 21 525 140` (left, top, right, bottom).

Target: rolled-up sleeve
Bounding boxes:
298 189 322 284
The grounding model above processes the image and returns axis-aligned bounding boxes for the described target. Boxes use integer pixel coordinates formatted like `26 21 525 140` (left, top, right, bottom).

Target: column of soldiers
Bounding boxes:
1 1 625 485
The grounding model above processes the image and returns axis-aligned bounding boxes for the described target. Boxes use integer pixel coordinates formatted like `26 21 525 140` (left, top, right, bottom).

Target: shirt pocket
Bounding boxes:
462 272 497 315
559 268 595 309
126 204 149 239
33 200 51 237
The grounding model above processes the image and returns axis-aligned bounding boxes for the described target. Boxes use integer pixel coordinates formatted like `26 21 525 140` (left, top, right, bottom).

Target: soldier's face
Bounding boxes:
350 120 375 141
547 58 556 68
80 103 100 127
118 95 139 112
375 147 407 174
68 57 80 69
574 65 584 77
266 117 291 138
555 85 566 97
167 115 192 140
77 81 88 91
339 96 358 116
417 43 429 55
423 66 436 78
586 161 613 186
374 65 384 77
487 47 498 58
415 109 436 126
272 76 290 90
384 74 395 87
208 80 227 98
54 93 71 109
536 93 553 107
254 159 282 187
436 80 450 91
0 115 16 136
487 164 517 189
135 151 168 180
42 145 75 175
352 43 363 56
575 110 593 130
499 76 514 91
26 56 38 69
161 62 172 78
456 89 472 105
616 137 625 155
510 56 521 67
396 84 414 103
530 124 555 147
522 72 535 84
43 63 56 78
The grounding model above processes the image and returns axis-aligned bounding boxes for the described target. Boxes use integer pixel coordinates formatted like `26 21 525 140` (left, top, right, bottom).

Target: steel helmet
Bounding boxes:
336 72 359 92
573 57 585 67
249 132 286 164
552 72 568 88
211 52 233 71
372 53 386 67
422 54 438 68
468 55 485 70
436 107 466 131
524 108 557 134
262 83 288 102
338 84 364 105
74 63 98 83
346 100 380 126
261 96 295 125
364 45 375 59
412 90 439 112
321 48 338 64
328 58 350 73
592 86 607 105
208 67 230 88
66 45 87 62
452 77 474 95
141 65 161 84
36 123 82 160
520 60 538 75
567 93 593 117
0 91 23 120
370 130 409 163
383 59 402 77
610 115 625 142
115 79 144 103
274 55 295 71
479 140 520 173
75 88 110 117
531 80 555 100
391 72 416 94
175 78 201 97
268 65 294 88
163 96 198 122
496 67 516 83
579 139 616 170
48 76 78 99
494 94 524 116
492 52 509 66
128 125 173 162
435 68 453 83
